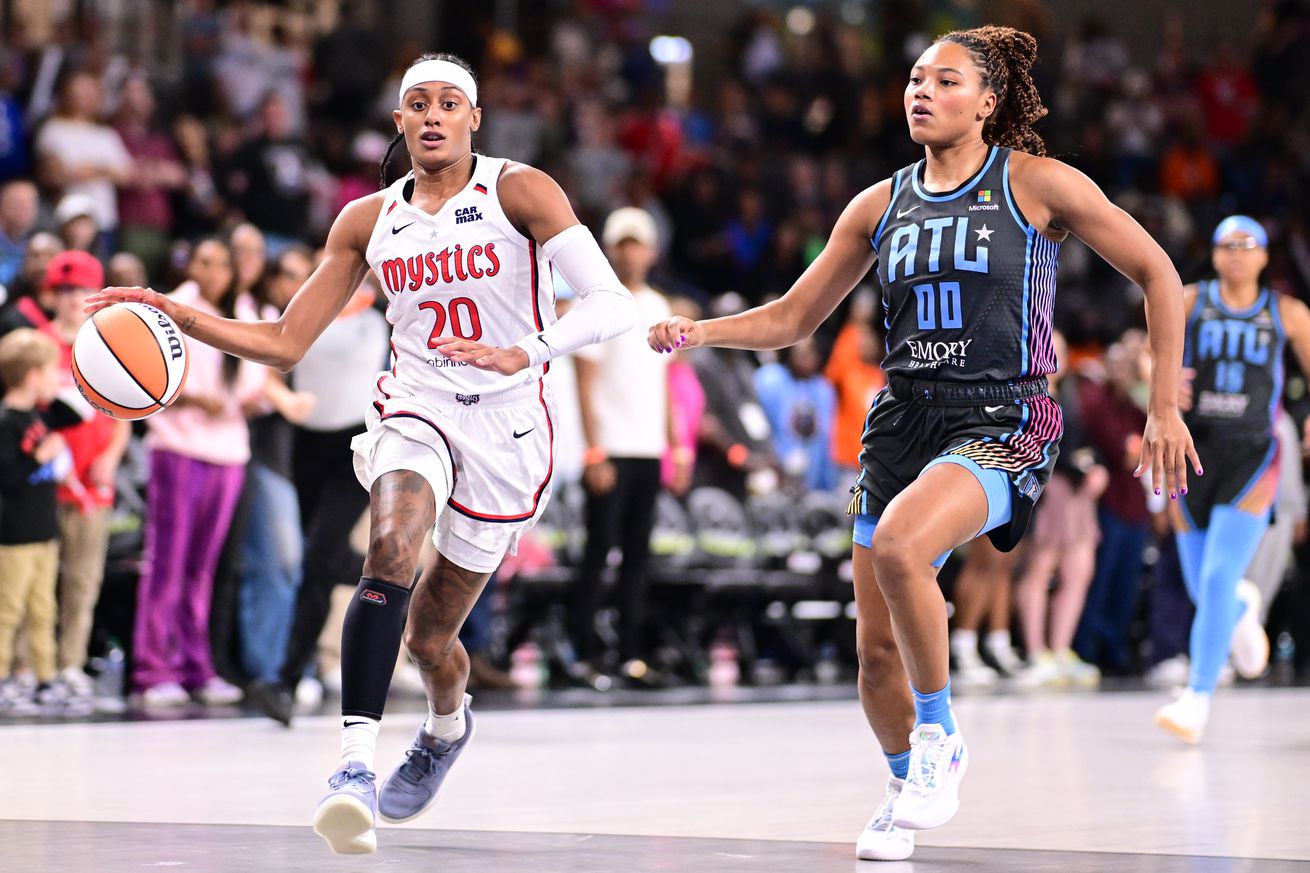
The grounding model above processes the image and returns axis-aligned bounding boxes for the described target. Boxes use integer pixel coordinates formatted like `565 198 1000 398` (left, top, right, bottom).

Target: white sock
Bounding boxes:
423 694 469 743
950 628 977 655
340 716 381 770
984 630 1012 654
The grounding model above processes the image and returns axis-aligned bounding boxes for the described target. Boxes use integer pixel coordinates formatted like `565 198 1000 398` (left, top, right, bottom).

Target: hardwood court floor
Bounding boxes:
3 687 1308 871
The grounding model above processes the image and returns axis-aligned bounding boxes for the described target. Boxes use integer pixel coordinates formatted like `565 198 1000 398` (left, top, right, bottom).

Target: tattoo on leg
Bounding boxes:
364 471 436 584
407 555 490 672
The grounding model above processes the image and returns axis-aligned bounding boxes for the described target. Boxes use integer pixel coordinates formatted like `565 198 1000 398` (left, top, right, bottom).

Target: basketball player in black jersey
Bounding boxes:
651 25 1199 861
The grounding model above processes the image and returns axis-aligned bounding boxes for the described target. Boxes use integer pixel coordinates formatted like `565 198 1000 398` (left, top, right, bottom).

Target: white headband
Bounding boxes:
398 60 478 108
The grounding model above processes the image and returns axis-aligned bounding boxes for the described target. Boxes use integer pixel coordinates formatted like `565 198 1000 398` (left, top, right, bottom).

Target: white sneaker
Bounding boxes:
1154 689 1211 744
1025 650 1063 687
950 645 998 690
1145 654 1190 689
296 676 325 708
321 667 342 696
141 682 191 707
58 667 95 698
855 776 915 861
1230 580 1269 680
1054 649 1100 688
0 677 37 714
891 724 968 830
194 677 243 706
983 633 1030 680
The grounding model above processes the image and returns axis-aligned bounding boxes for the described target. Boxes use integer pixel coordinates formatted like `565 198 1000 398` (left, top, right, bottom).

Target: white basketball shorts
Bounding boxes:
351 380 556 574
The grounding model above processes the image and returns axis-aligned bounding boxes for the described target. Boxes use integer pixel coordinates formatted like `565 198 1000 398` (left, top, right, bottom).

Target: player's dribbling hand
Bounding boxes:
1134 409 1202 500
84 286 172 317
648 316 703 354
431 338 531 375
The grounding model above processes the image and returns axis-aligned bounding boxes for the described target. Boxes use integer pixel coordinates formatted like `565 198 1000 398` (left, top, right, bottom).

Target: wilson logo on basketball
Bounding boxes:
359 589 388 606
143 304 184 360
380 243 501 294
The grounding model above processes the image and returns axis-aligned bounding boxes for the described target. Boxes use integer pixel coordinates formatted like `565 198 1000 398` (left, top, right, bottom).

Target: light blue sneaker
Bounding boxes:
378 695 475 823
312 761 378 854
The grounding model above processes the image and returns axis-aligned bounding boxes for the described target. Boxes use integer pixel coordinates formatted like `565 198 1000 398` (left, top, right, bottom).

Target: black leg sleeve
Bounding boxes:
339 577 411 720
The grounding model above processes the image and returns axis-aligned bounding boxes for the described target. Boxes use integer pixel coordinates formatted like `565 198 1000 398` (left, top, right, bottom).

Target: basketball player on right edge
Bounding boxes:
89 54 636 854
651 26 1200 861
1156 215 1310 744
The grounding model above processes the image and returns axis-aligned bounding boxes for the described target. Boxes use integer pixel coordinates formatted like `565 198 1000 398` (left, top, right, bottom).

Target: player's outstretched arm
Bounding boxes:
435 164 636 374
1026 157 1201 498
85 195 381 371
649 180 888 355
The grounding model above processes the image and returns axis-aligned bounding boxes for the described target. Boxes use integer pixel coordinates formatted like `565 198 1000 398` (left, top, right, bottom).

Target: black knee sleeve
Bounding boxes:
340 577 411 720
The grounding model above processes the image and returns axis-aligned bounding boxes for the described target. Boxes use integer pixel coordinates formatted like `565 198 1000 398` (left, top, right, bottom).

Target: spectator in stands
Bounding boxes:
132 238 263 708
34 71 131 247
1246 410 1307 619
105 251 147 289
948 539 1026 688
53 193 99 255
113 74 185 280
824 288 885 478
246 262 389 726
0 233 63 336
223 92 311 251
36 251 128 698
235 239 315 689
570 207 678 687
1075 337 1151 673
754 336 837 492
172 114 225 240
0 328 74 710
689 294 777 500
0 180 38 288
663 296 704 495
1015 332 1107 686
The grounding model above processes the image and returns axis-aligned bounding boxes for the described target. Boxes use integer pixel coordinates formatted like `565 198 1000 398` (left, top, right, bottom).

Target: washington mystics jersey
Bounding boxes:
874 146 1059 383
365 155 555 405
1183 280 1285 435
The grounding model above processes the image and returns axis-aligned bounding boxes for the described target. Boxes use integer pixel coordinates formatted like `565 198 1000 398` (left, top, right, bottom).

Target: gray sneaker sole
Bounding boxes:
312 795 377 855
377 718 477 825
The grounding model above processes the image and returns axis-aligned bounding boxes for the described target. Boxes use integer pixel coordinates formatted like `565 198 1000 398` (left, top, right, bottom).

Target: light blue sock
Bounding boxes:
884 749 910 780
911 680 956 735
1175 529 1205 602
1188 506 1269 693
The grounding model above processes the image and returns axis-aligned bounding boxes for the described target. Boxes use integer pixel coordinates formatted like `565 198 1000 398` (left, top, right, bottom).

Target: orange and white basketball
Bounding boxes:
71 302 189 420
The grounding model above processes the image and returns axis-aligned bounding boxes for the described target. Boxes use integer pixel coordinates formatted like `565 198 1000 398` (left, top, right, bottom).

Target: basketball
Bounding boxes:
70 302 189 420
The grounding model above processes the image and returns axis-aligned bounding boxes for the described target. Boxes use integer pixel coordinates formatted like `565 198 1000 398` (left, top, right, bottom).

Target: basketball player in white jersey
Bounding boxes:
87 53 636 854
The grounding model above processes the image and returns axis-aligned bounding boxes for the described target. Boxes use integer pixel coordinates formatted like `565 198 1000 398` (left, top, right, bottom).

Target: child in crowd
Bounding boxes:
0 329 79 709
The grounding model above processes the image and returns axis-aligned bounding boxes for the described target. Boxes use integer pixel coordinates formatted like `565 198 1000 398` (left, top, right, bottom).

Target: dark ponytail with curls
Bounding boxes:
379 51 479 187
938 26 1048 156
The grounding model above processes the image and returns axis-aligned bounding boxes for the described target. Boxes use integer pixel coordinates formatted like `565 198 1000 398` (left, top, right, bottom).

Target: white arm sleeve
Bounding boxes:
513 224 636 367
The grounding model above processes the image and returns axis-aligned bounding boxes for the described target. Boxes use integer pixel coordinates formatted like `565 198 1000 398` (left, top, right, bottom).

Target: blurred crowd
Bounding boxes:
0 0 1309 715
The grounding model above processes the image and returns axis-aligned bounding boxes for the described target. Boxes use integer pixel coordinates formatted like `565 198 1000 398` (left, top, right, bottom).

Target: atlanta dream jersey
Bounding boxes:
1183 280 1285 437
873 145 1059 383
365 154 555 407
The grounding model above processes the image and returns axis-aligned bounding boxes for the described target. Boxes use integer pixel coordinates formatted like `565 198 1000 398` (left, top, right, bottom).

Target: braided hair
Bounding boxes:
937 26 1048 156
380 52 478 187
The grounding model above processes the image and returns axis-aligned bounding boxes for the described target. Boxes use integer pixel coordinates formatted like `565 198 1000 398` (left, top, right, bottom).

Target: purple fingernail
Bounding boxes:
1181 488 1187 495
1170 492 1177 500
1155 489 1161 495
1197 468 1204 475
